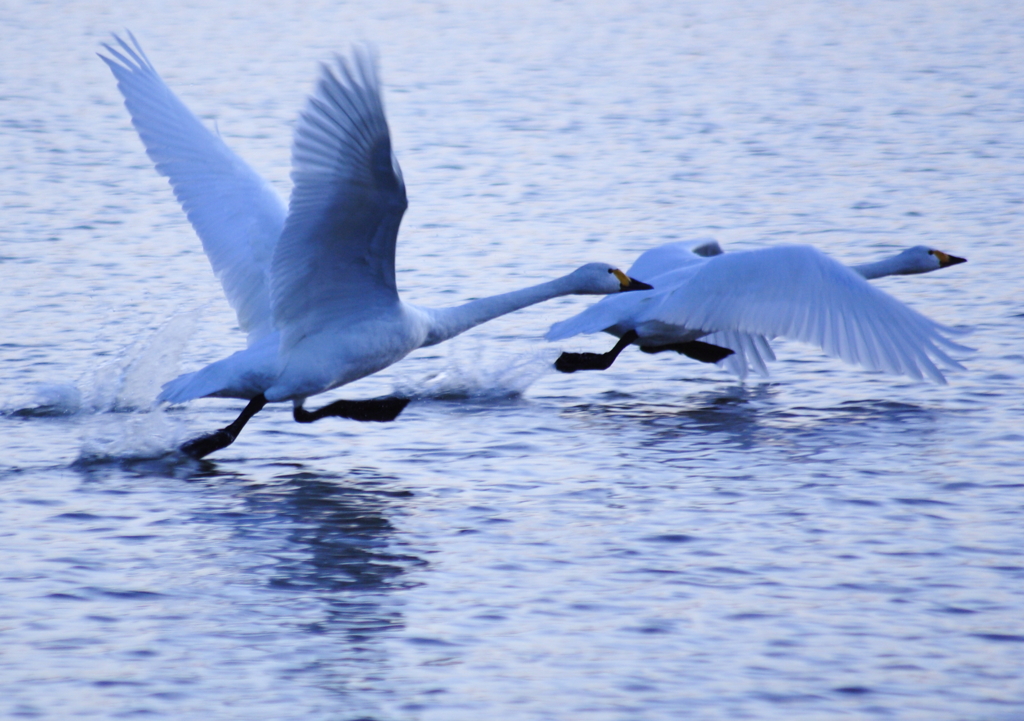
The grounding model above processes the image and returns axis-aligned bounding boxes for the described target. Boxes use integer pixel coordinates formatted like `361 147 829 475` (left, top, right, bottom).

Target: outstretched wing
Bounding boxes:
99 32 285 344
270 50 408 348
549 244 968 382
649 245 967 382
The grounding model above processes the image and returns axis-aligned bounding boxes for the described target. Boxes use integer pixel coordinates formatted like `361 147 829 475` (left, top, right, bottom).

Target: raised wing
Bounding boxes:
625 239 711 281
650 245 967 382
270 50 408 347
99 32 285 344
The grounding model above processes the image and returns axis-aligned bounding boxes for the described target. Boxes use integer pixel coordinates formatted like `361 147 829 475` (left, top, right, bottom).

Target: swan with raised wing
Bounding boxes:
101 34 650 458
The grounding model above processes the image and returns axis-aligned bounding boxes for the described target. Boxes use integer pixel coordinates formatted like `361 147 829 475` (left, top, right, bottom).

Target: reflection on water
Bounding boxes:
48 460 423 714
562 384 777 450
560 384 941 455
225 470 423 636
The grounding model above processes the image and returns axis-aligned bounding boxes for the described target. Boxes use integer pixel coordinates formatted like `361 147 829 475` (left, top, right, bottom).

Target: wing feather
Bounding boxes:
270 50 408 348
99 32 285 344
545 291 650 341
705 330 775 378
652 245 965 382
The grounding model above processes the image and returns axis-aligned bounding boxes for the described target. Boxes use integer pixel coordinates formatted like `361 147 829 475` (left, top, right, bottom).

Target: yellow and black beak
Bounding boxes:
930 250 967 268
613 269 653 292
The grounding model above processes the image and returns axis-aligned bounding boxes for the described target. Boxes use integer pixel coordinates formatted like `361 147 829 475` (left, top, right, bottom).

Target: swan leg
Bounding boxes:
555 331 638 373
293 396 411 423
639 340 735 364
180 393 268 459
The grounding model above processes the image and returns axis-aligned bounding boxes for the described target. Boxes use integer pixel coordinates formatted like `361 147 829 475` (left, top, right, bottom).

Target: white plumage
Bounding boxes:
548 239 969 383
101 36 284 346
101 33 647 457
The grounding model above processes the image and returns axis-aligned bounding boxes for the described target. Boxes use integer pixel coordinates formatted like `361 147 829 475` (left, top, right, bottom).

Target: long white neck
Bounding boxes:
420 275 586 347
849 255 910 279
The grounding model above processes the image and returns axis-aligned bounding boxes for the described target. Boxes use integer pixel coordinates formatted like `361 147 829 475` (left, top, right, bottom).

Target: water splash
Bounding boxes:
7 383 83 417
93 309 201 413
394 346 556 400
0 309 200 418
75 408 188 463
1 310 201 460
71 311 203 461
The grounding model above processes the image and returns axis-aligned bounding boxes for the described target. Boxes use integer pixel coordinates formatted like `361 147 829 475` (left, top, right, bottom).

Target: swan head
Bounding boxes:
895 246 967 274
567 263 654 294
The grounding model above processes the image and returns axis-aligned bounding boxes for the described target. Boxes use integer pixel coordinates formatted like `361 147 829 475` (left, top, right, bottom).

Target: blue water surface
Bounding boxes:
2 1 1023 719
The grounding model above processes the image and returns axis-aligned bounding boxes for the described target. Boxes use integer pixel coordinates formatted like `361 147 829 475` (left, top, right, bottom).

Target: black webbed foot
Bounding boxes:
639 340 734 364
180 429 237 460
554 330 638 373
555 351 616 373
294 396 411 424
178 393 267 460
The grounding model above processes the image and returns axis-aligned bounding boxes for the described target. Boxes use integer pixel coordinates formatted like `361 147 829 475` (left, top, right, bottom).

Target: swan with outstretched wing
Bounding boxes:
549 239 968 382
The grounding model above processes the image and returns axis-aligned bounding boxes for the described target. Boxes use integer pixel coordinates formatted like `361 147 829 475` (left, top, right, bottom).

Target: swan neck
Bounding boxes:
850 256 906 280
422 276 575 346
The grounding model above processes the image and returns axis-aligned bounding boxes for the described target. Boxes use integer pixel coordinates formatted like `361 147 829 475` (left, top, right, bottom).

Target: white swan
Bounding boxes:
548 238 969 382
100 34 650 458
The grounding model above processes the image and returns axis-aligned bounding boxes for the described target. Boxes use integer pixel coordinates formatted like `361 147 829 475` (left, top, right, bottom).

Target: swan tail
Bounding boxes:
156 355 258 403
158 367 226 405
158 336 279 404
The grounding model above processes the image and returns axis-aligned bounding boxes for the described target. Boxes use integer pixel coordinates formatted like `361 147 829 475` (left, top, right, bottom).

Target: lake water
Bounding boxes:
2 1 1023 719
